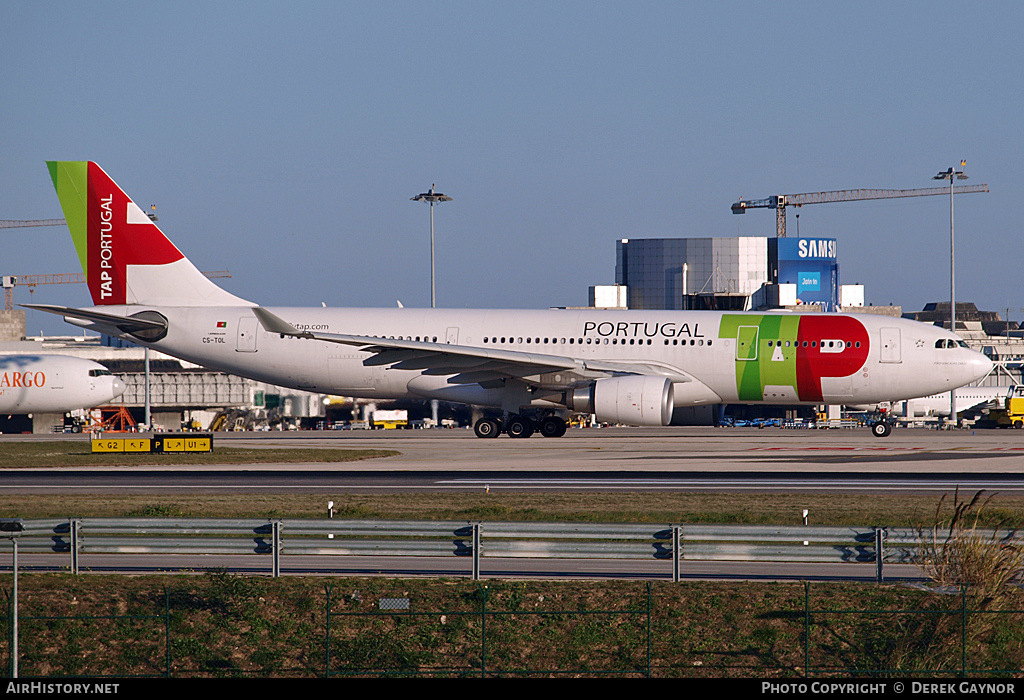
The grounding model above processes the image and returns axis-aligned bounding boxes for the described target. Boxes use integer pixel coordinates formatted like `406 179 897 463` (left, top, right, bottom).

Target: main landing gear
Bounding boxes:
473 414 567 439
473 417 503 438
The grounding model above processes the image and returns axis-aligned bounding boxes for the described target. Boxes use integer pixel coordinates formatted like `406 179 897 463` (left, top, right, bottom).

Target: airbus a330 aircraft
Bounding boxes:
0 354 125 413
27 161 993 438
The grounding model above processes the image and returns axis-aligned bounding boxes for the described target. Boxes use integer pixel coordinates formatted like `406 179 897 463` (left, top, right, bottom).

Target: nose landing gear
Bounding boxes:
870 421 893 438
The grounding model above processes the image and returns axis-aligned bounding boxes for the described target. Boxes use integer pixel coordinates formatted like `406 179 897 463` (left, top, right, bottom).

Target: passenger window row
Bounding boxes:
383 336 438 342
763 340 861 349
479 337 711 347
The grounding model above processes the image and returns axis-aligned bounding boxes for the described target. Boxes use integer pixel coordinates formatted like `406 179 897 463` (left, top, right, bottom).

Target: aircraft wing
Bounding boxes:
253 307 691 385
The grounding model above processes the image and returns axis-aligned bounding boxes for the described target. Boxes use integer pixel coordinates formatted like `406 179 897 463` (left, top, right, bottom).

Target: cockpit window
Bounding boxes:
88 369 112 377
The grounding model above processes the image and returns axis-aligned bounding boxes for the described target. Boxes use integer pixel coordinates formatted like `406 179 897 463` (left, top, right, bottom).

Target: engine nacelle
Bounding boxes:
567 375 674 426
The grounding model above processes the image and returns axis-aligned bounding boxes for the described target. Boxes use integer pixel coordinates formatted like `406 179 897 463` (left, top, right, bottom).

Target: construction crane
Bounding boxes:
3 271 231 310
3 205 155 230
731 184 990 238
0 219 67 229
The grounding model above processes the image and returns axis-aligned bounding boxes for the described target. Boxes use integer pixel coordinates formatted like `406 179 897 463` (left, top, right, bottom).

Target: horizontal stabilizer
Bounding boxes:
21 303 167 334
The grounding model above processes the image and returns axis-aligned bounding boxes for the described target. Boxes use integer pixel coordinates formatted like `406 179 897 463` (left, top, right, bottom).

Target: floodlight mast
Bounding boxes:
934 162 971 427
411 186 452 308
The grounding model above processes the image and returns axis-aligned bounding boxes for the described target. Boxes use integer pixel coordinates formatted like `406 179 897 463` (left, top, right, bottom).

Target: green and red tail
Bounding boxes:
47 161 249 307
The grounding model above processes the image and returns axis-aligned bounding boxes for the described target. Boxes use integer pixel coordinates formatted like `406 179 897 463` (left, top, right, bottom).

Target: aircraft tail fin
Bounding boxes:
46 161 250 307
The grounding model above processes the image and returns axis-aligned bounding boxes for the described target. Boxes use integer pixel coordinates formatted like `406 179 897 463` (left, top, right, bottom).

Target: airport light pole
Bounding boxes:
411 185 452 308
934 162 969 426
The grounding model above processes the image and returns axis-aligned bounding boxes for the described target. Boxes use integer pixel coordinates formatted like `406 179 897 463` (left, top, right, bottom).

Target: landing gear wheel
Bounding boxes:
539 416 567 438
474 417 502 439
871 421 892 438
505 415 535 439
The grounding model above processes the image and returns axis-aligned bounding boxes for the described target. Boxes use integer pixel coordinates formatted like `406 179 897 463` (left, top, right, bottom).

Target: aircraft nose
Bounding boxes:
968 351 994 381
110 376 127 400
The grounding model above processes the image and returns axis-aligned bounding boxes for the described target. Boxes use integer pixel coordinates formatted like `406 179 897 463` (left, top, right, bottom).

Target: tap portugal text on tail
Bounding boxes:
27 161 993 438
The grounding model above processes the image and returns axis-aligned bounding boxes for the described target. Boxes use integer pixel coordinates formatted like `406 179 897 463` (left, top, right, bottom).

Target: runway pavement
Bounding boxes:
3 426 1024 494
210 425 1024 474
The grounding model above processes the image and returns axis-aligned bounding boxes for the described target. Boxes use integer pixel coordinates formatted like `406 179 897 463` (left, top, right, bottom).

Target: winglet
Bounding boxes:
252 307 313 338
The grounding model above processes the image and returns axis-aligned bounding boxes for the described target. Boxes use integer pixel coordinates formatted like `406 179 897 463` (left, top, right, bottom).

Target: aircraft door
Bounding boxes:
445 327 459 345
879 327 901 363
236 317 258 352
736 326 759 361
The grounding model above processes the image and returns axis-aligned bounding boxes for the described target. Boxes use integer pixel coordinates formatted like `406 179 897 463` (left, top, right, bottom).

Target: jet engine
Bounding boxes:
566 375 674 426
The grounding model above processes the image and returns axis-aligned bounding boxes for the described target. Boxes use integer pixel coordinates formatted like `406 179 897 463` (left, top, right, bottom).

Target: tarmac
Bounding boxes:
205 424 1024 475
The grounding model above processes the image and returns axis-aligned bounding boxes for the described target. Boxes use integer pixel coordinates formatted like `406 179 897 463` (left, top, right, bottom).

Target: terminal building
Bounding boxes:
607 236 859 313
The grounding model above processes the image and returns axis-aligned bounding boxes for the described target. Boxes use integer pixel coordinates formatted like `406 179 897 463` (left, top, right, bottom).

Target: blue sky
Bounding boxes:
2 2 1021 334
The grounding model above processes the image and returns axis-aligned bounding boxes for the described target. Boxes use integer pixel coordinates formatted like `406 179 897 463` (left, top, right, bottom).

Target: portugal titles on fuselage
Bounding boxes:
582 320 704 339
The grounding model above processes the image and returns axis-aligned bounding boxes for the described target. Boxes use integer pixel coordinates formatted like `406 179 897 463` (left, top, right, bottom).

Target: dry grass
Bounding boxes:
2 575 1022 677
3 491 1024 527
916 489 1024 601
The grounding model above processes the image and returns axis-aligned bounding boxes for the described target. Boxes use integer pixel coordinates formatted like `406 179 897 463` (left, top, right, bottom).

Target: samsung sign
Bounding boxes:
794 238 837 260
770 238 839 311
796 238 836 259
772 238 837 264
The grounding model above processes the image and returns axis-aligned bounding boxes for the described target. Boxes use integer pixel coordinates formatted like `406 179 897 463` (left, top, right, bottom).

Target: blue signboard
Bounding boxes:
797 271 820 294
769 238 839 311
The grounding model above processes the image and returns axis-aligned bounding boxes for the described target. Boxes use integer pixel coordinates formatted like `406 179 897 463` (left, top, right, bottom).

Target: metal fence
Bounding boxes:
0 518 970 581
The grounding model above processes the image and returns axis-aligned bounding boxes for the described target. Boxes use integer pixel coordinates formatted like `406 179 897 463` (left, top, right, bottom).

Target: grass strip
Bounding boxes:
2 492 1024 526
0 440 398 468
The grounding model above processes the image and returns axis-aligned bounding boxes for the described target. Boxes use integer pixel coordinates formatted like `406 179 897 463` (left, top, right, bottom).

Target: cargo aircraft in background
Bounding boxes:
26 162 992 439
0 354 124 414
897 386 1016 419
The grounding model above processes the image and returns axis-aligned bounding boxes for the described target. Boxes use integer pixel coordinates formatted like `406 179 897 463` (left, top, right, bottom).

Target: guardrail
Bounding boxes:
0 518 961 581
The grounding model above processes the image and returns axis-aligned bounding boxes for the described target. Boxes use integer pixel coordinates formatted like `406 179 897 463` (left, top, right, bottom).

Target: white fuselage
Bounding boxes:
0 354 125 413
76 306 993 411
